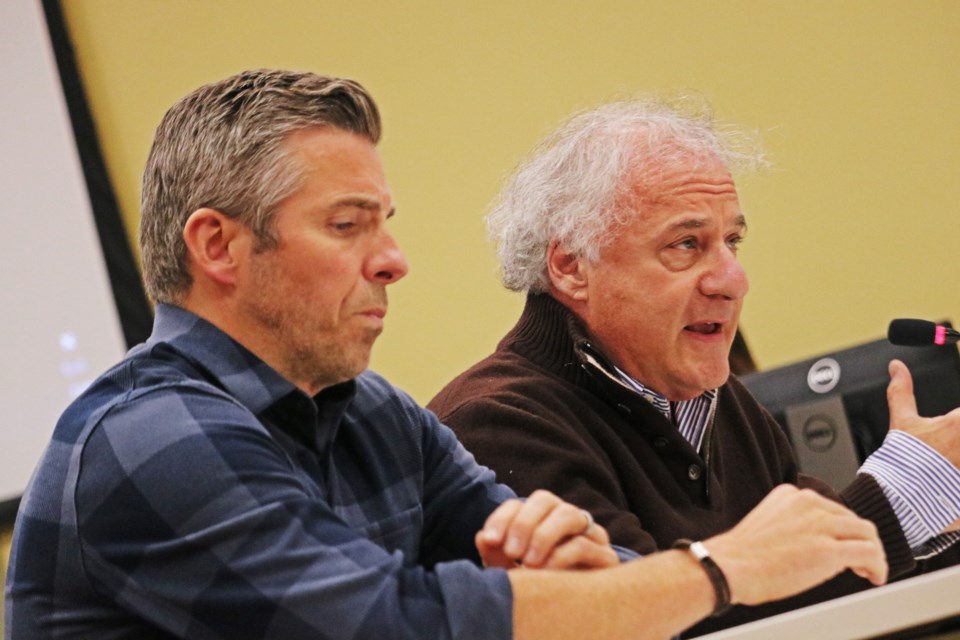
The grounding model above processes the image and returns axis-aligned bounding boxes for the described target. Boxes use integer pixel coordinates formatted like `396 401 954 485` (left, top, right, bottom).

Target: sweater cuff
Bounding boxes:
841 474 916 578
859 430 960 550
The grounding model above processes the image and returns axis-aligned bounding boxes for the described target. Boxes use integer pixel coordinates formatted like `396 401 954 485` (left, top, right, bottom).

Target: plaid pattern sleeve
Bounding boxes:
5 305 515 640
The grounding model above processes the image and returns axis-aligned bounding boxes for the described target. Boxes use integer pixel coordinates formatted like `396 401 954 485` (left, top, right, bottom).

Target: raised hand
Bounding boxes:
886 359 960 532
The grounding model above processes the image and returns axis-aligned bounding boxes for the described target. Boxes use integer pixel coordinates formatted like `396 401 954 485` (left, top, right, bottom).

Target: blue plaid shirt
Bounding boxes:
5 304 516 640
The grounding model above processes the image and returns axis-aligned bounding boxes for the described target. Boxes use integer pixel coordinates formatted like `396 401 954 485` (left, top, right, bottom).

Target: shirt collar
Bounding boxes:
144 304 346 417
579 341 718 451
141 305 358 454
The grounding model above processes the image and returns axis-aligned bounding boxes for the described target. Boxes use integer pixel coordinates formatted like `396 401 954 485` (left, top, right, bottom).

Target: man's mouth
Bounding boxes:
685 322 722 335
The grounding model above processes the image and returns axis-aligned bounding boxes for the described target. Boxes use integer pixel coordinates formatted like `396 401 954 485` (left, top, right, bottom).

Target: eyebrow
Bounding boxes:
667 214 747 232
331 196 396 218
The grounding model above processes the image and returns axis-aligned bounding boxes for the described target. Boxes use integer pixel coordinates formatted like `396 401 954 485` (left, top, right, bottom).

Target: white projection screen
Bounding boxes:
0 2 150 517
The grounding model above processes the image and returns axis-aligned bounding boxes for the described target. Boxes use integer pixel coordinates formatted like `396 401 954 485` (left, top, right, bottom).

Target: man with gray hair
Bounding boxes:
7 72 890 639
429 97 960 635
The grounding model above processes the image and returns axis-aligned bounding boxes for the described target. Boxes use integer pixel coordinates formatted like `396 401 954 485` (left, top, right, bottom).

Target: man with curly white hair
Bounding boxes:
429 97 960 636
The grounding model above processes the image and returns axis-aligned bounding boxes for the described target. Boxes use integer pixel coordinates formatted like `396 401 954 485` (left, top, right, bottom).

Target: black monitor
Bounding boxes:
739 330 960 489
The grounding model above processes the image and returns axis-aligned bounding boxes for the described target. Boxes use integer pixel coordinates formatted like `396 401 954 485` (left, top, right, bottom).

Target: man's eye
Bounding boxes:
331 221 356 232
727 235 744 252
677 238 698 250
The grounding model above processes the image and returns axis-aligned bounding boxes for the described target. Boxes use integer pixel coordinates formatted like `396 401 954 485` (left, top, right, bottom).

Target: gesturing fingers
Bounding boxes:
884 360 960 470
887 359 920 429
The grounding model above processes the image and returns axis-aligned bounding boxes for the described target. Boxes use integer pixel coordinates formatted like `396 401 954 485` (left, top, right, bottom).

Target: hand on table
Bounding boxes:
476 489 619 570
705 484 888 606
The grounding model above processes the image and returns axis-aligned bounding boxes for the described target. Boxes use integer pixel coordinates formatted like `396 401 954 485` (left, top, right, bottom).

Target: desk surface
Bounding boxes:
697 564 960 640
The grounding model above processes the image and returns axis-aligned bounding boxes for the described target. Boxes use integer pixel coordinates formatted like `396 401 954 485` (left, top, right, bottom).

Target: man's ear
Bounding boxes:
182 208 247 287
547 241 589 302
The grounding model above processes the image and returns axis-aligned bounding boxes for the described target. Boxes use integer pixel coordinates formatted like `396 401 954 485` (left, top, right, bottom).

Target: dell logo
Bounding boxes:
807 358 841 394
801 416 838 452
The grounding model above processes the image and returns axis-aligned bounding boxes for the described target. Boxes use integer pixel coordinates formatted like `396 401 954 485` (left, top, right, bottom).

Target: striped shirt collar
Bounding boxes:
581 347 718 453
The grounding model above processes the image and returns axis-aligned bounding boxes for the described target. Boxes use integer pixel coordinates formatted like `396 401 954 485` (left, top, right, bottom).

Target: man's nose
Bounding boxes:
700 247 749 300
368 228 409 284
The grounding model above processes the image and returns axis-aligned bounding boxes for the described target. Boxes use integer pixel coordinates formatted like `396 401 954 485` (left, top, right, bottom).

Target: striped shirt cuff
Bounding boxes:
859 430 960 557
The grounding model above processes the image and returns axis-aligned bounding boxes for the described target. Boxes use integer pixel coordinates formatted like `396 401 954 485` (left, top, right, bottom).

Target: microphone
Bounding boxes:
888 319 960 346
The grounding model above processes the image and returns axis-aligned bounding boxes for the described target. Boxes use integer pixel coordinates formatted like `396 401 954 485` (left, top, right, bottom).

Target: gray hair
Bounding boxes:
139 69 381 304
486 97 766 293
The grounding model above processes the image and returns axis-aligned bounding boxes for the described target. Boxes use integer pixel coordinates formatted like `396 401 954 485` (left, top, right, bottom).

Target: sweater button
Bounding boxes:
687 464 702 481
653 437 668 448
616 403 632 414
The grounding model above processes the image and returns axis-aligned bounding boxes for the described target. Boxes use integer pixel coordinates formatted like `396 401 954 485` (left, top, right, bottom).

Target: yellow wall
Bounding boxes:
3 2 960 629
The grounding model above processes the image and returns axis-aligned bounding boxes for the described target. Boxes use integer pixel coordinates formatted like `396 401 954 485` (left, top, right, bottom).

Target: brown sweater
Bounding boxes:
429 293 916 636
